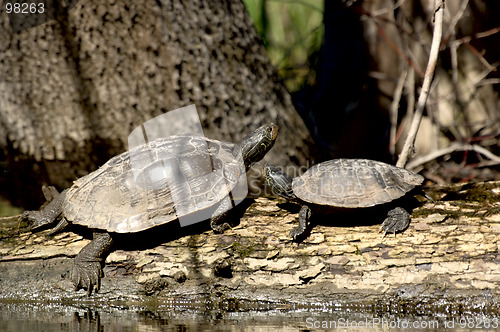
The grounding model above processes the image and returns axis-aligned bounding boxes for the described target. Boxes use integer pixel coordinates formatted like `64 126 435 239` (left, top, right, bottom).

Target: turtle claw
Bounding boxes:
70 232 112 296
71 259 103 296
380 207 410 237
289 227 304 242
211 221 232 233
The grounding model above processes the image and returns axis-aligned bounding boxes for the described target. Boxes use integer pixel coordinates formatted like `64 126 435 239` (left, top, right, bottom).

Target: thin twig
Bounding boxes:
444 0 469 111
405 68 415 126
477 78 500 86
470 62 500 87
407 142 500 170
396 0 445 168
371 0 407 17
375 22 425 78
421 62 500 108
389 69 408 156
444 0 469 40
390 68 416 150
449 4 463 111
453 26 500 46
463 43 497 72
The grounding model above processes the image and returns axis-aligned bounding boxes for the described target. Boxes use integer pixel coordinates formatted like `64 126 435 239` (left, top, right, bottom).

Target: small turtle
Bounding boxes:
21 123 278 295
264 159 424 241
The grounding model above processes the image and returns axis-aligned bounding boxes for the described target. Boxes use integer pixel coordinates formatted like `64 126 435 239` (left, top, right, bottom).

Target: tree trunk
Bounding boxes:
0 0 312 208
1 181 499 313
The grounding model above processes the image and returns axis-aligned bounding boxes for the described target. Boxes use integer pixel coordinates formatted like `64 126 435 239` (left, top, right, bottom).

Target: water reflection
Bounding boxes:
2 301 499 332
72 310 102 331
0 302 376 332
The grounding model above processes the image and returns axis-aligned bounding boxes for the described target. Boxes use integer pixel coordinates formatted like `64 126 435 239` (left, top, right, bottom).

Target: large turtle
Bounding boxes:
264 159 424 241
21 123 278 295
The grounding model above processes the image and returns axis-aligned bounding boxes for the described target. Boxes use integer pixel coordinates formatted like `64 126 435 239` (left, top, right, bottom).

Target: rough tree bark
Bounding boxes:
1 181 500 313
0 0 312 208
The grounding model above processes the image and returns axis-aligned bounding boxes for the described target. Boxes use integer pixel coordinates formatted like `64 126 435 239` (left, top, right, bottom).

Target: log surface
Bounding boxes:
1 182 500 314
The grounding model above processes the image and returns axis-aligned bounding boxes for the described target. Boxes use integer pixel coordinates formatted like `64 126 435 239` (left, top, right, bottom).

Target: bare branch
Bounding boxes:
463 43 497 72
445 0 469 39
446 0 469 107
371 0 407 17
407 142 500 170
374 21 425 78
389 69 408 156
396 0 445 168
453 26 500 46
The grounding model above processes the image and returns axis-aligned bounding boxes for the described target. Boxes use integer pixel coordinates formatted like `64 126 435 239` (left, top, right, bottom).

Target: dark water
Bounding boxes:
1 301 500 331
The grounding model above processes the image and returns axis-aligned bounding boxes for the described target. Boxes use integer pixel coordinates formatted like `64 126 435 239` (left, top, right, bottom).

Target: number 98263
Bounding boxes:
5 2 45 14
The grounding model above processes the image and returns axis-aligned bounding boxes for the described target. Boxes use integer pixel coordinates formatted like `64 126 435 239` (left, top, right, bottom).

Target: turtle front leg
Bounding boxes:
210 196 234 233
290 205 312 241
380 207 410 237
71 231 113 296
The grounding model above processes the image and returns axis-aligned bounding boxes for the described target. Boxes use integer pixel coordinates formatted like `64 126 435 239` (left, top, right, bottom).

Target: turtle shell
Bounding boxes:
63 135 244 233
292 159 424 208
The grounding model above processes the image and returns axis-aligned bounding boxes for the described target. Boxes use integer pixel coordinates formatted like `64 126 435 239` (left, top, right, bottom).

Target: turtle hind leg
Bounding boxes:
380 207 410 237
71 232 113 296
290 205 312 242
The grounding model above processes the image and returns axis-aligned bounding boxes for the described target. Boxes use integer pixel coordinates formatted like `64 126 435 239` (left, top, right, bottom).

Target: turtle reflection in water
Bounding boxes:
21 123 278 295
264 159 424 241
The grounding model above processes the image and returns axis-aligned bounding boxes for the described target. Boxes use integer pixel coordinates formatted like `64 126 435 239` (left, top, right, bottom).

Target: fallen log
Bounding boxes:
1 182 499 315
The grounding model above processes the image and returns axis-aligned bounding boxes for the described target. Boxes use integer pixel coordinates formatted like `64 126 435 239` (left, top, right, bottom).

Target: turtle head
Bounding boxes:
21 188 68 233
238 123 278 171
264 164 296 201
21 210 55 230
